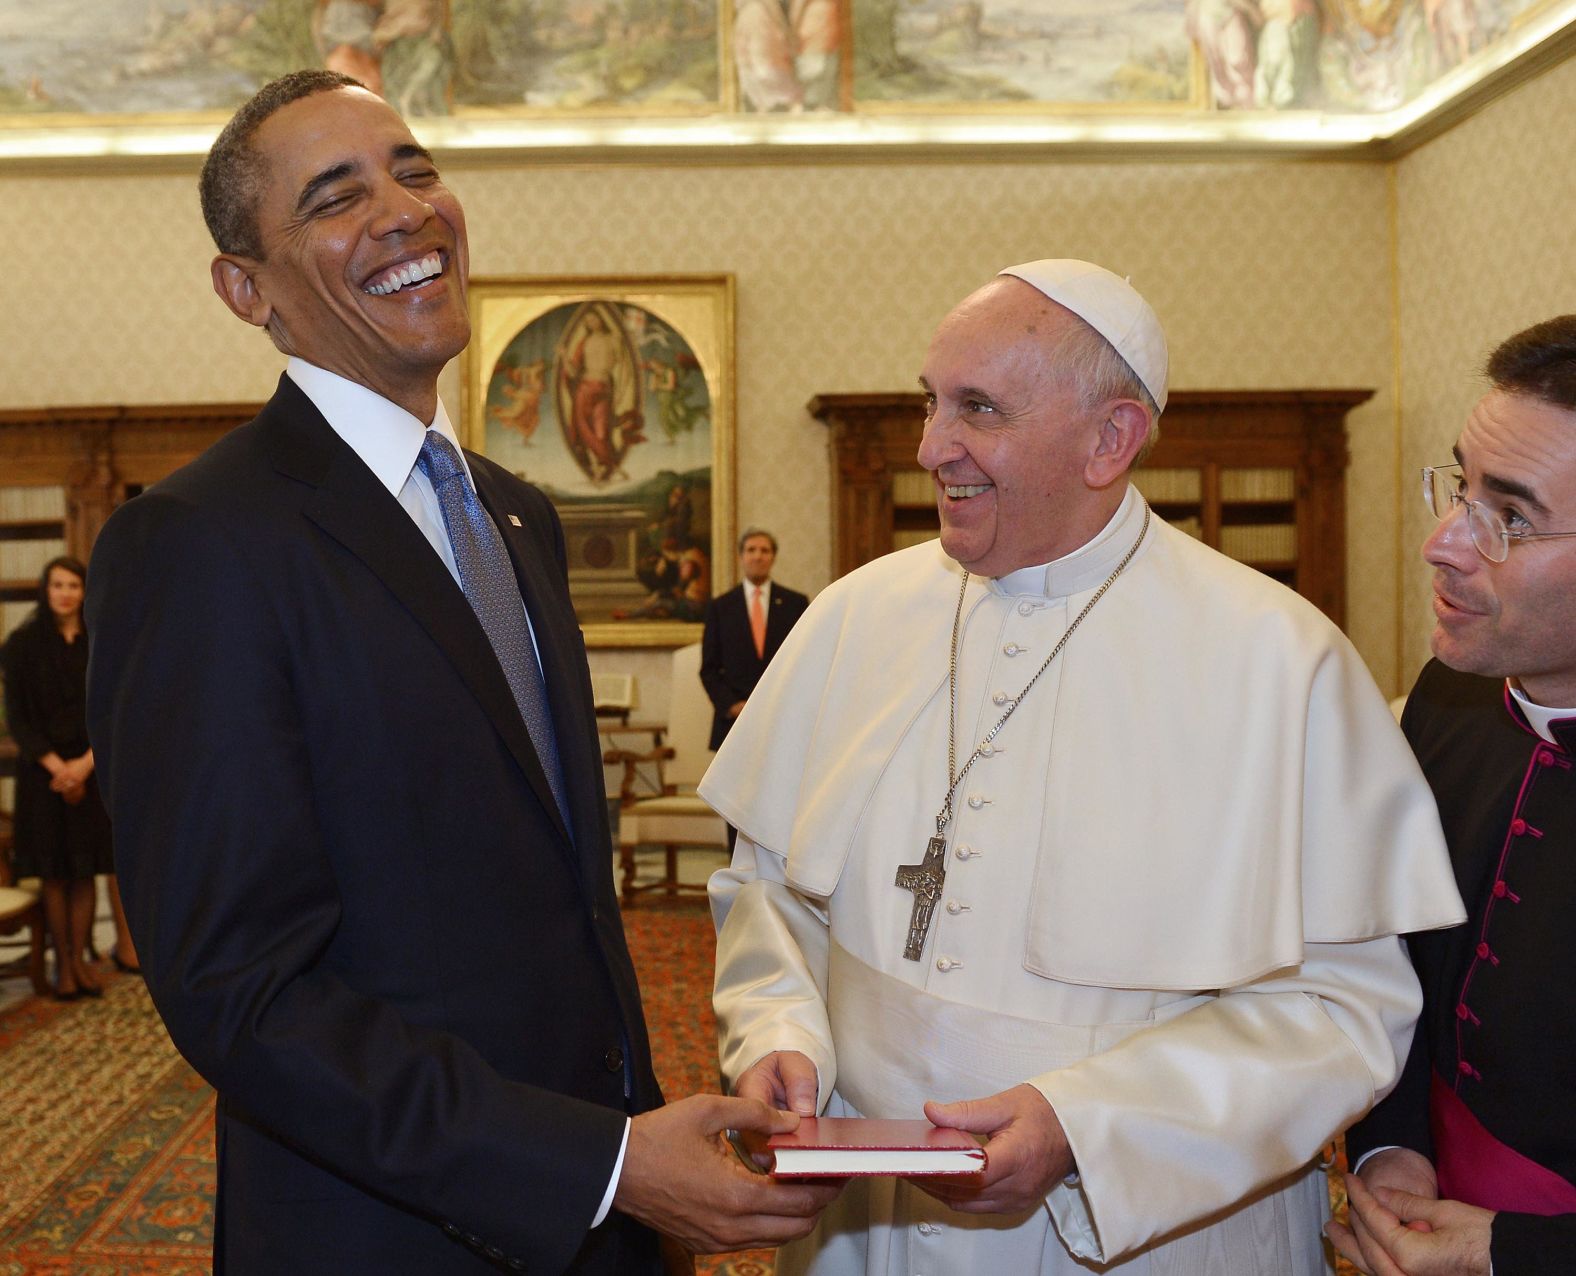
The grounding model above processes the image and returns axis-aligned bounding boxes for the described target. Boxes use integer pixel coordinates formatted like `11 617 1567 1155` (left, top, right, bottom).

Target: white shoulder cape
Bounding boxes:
700 509 1463 989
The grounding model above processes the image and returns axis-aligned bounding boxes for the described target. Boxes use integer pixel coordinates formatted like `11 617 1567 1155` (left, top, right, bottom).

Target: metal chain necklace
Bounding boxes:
895 504 1151 960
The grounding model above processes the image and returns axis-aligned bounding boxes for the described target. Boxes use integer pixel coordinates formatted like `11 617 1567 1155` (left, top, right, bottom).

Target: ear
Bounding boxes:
1084 399 1152 489
210 254 273 330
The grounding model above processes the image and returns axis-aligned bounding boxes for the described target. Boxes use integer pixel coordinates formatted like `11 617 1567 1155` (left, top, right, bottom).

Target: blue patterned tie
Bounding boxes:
417 431 572 831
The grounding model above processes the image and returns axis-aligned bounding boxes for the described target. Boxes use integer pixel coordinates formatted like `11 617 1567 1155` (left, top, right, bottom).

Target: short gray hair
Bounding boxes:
737 527 778 555
1052 318 1162 464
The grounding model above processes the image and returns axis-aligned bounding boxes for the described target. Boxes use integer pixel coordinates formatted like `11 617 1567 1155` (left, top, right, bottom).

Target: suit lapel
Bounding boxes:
259 379 574 852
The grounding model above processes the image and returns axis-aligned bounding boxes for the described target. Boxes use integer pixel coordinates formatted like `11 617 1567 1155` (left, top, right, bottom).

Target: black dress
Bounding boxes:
1 615 113 880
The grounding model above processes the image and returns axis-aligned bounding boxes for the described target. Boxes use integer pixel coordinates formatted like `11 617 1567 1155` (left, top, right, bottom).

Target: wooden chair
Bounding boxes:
604 643 729 908
0 803 49 998
592 672 636 727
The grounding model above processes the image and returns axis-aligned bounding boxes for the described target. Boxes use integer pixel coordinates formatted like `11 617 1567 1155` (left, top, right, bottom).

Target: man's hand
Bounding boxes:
727 701 747 720
613 1093 841 1254
908 1084 1072 1215
1328 1171 1493 1276
1326 1147 1438 1273
732 1050 820 1168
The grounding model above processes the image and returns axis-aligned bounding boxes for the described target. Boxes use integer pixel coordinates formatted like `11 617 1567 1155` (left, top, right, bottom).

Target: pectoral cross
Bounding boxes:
895 835 948 961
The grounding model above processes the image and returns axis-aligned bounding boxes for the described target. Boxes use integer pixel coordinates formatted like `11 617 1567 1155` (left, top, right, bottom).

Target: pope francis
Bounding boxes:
703 260 1468 1274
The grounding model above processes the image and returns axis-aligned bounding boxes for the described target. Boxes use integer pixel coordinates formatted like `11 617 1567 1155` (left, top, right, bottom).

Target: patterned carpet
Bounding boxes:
0 904 1356 1275
0 900 770 1276
0 976 213 1275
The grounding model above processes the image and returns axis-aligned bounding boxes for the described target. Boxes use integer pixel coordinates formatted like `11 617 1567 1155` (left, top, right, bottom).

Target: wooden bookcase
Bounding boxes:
0 403 257 632
809 389 1371 630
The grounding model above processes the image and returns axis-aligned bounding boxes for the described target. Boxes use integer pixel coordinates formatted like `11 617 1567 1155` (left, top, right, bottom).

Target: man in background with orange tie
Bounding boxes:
700 529 809 844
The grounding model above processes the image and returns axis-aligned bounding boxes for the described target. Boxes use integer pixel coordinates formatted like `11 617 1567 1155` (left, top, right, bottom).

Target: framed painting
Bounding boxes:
462 274 735 648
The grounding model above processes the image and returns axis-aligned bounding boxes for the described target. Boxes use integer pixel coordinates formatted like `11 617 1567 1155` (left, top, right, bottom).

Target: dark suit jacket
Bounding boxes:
698 581 808 750
86 376 662 1276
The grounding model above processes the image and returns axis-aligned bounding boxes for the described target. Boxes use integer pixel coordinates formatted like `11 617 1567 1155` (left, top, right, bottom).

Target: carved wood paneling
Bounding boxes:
0 403 257 560
810 388 1369 631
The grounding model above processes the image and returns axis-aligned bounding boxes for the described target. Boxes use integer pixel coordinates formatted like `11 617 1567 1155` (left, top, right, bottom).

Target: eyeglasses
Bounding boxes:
1422 463 1576 563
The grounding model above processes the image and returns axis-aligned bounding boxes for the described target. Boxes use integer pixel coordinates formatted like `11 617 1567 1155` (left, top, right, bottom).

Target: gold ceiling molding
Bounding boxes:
1 4 1573 171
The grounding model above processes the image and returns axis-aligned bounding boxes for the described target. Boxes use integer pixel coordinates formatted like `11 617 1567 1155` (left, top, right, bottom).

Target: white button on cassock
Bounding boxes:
1003 643 1022 656
967 794 987 809
953 844 977 861
1017 601 1035 616
945 900 969 915
935 957 961 972
992 691 1008 705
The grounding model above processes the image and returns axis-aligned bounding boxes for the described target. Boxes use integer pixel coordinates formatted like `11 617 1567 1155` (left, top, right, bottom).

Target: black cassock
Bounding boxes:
1347 659 1576 1271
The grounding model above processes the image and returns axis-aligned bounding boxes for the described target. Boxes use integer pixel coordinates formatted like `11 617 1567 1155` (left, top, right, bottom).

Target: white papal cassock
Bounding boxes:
704 487 1466 1275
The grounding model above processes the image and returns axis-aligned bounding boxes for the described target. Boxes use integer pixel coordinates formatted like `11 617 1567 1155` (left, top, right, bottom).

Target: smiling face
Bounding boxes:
1424 389 1576 704
211 87 470 420
915 279 1125 577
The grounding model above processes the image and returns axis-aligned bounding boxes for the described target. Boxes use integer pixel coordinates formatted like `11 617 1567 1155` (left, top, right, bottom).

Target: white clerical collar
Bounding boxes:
286 357 470 497
989 484 1146 599
1507 681 1576 745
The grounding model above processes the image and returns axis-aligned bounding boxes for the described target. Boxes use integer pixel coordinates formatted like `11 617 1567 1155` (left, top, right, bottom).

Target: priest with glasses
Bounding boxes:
1338 315 1576 1276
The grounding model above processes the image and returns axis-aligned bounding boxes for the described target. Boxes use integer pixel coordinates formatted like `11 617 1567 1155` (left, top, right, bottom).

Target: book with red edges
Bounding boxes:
766 1117 987 1177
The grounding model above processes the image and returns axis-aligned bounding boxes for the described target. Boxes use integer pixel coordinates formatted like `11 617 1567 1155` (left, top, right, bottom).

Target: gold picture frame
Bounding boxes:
462 274 735 649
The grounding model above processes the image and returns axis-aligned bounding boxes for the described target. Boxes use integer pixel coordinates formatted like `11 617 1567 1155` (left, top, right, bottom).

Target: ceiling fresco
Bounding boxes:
0 0 1571 158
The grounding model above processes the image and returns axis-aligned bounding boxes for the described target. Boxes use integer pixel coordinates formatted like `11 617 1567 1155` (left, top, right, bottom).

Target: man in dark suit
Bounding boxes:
84 70 833 1276
1334 316 1576 1274
699 528 809 752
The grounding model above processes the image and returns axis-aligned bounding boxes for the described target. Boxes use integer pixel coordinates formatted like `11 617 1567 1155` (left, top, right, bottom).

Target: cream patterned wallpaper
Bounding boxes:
0 155 1399 701
1394 53 1576 690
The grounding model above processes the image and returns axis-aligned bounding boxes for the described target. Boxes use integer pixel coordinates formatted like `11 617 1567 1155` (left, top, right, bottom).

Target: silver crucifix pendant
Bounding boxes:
895 835 948 961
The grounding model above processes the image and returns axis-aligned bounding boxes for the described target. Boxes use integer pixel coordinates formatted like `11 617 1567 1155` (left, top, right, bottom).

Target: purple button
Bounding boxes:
1476 942 1493 959
1493 880 1509 897
1459 1059 1473 1075
1538 749 1556 766
1456 1003 1470 1020
1511 818 1528 835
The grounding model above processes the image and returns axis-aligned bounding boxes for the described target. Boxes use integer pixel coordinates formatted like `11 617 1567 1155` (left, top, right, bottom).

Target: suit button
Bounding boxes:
604 1047 625 1073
